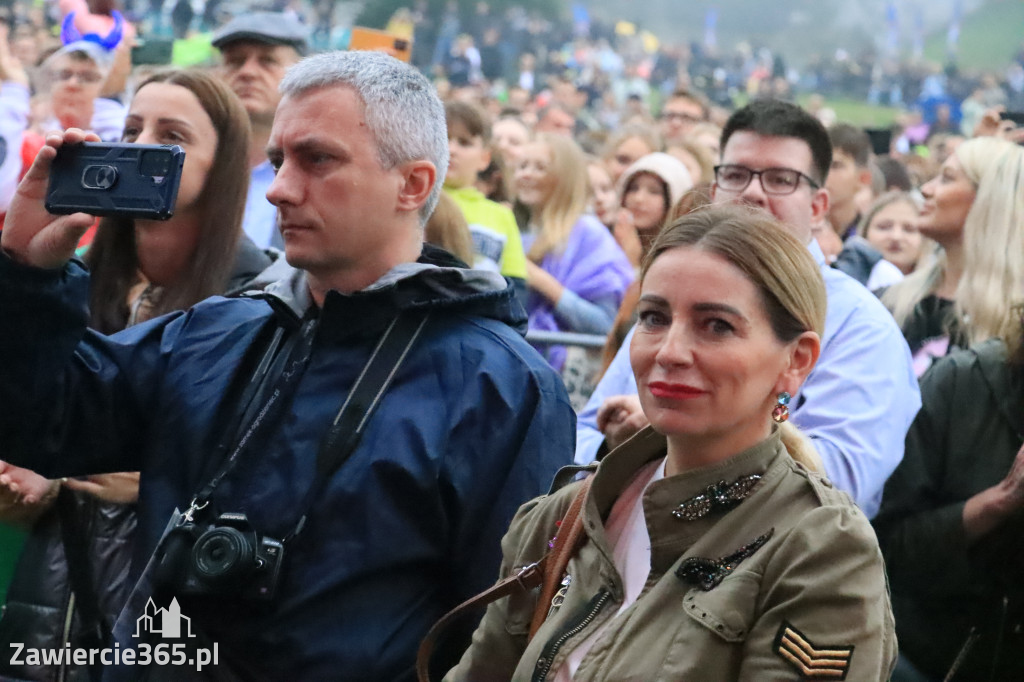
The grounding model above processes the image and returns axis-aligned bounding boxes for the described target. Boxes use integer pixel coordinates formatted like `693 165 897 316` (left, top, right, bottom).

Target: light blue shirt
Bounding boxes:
575 239 921 518
242 160 280 249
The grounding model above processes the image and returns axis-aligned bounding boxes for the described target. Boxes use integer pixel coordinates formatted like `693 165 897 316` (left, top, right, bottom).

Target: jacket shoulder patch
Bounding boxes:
773 621 853 679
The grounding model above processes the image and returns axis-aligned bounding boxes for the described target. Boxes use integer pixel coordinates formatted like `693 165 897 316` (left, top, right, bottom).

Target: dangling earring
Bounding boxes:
771 392 790 423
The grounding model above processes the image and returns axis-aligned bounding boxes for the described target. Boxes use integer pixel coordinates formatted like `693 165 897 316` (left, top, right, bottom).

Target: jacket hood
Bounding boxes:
617 152 694 210
259 243 527 334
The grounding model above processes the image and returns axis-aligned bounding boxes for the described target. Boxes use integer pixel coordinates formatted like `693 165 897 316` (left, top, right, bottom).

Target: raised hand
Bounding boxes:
0 128 99 269
597 394 649 451
612 208 643 268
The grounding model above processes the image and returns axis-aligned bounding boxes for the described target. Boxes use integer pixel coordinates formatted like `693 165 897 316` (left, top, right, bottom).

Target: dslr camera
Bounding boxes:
160 512 285 601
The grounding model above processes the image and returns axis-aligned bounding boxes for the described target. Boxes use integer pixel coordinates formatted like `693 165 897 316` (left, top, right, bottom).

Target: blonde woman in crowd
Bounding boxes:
601 124 662 184
858 191 927 276
514 133 633 370
446 205 896 681
881 136 1024 376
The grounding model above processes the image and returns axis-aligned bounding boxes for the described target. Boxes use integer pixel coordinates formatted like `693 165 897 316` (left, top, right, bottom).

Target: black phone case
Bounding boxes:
1000 111 1024 126
45 142 185 220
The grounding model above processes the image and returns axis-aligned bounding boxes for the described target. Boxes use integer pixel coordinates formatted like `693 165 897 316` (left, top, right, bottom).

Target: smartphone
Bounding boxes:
864 128 893 156
45 142 185 220
1000 111 1024 126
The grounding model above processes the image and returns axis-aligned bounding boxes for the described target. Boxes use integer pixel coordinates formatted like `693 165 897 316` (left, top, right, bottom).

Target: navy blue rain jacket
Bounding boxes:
0 246 575 681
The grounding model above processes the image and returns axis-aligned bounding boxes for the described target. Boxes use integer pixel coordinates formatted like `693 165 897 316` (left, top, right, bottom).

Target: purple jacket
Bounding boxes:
523 214 633 368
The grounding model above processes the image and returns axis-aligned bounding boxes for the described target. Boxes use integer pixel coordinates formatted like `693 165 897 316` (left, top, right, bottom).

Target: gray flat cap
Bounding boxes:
212 11 310 54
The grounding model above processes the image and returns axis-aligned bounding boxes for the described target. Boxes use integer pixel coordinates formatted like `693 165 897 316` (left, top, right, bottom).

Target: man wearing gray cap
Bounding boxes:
212 11 308 249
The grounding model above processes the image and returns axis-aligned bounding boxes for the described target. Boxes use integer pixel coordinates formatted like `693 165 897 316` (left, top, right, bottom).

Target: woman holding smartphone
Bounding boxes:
0 69 280 680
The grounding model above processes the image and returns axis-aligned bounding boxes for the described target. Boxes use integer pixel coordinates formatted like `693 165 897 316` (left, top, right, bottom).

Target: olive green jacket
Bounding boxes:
447 427 897 681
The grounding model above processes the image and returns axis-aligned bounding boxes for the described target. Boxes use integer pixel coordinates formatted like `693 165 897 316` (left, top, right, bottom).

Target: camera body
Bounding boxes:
163 512 285 601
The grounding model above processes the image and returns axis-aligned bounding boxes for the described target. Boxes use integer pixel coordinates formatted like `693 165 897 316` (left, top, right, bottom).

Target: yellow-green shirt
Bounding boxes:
445 186 527 280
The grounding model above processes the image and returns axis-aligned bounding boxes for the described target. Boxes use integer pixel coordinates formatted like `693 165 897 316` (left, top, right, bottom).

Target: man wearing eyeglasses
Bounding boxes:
658 89 708 145
42 41 125 142
578 99 920 520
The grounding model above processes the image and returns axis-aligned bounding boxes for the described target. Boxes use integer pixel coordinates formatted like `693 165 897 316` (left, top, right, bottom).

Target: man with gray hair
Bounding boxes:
0 50 574 680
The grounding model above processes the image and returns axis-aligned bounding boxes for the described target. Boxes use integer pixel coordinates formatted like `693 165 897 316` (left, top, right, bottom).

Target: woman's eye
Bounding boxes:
121 128 139 141
706 318 735 335
638 309 669 328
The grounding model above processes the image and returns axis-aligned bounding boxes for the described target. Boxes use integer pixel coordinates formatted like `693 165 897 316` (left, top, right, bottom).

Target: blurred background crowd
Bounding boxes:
0 0 1021 680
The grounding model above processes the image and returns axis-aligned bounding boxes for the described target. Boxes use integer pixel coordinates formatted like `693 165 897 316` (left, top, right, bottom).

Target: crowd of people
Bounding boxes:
0 1 1019 682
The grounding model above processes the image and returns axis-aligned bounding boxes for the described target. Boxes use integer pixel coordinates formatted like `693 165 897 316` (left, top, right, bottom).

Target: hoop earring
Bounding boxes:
771 392 790 423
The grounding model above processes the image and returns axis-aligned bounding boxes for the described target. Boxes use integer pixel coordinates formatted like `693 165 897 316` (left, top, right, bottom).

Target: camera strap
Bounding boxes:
182 310 430 530
187 313 320 518
300 311 431 513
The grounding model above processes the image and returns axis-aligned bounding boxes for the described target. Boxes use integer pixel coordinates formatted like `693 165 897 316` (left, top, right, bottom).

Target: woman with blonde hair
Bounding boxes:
601 124 662 184
857 190 927 277
425 191 474 265
444 204 896 681
514 133 633 369
881 135 1024 376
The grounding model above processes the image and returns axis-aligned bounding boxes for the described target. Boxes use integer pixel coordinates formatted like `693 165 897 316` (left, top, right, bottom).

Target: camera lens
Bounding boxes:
139 149 173 177
191 527 256 583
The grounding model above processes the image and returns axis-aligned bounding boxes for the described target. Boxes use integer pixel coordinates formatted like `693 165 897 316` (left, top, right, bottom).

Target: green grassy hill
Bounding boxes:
594 0 1016 70
923 0 1024 70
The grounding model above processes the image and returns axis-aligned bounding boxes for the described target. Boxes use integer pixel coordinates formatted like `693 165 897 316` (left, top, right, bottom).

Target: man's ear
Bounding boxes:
778 331 821 395
396 160 437 214
811 186 830 224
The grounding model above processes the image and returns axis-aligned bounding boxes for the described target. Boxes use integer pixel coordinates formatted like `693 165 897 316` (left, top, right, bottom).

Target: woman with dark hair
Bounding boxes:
0 69 282 680
86 68 259 333
445 204 896 681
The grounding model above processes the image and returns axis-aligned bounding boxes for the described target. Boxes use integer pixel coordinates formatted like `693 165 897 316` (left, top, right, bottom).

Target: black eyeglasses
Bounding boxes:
714 164 820 195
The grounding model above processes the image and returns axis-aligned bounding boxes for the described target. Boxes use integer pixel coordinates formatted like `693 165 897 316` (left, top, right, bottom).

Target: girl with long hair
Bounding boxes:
514 133 633 370
881 136 1024 375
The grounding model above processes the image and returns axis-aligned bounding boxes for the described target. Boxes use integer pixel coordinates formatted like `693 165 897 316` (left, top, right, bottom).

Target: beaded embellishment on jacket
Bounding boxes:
670 474 762 521
676 528 775 591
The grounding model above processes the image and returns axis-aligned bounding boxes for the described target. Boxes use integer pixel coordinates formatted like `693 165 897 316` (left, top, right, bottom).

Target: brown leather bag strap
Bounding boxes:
415 476 593 682
528 476 592 638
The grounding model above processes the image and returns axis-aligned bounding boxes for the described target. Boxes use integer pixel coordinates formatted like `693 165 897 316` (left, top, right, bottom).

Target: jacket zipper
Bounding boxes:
531 589 611 682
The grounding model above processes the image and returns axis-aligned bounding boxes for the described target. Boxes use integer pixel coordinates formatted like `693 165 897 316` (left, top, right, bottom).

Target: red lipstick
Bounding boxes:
648 382 707 399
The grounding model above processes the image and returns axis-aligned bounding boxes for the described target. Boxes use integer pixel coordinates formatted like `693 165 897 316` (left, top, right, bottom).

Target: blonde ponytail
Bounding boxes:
779 422 823 473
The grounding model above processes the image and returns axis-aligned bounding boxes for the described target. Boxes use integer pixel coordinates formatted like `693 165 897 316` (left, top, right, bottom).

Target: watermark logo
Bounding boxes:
134 597 195 639
9 596 217 672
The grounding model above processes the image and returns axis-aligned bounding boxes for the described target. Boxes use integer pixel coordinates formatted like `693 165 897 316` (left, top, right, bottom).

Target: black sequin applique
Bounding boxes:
671 474 762 521
676 528 775 591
